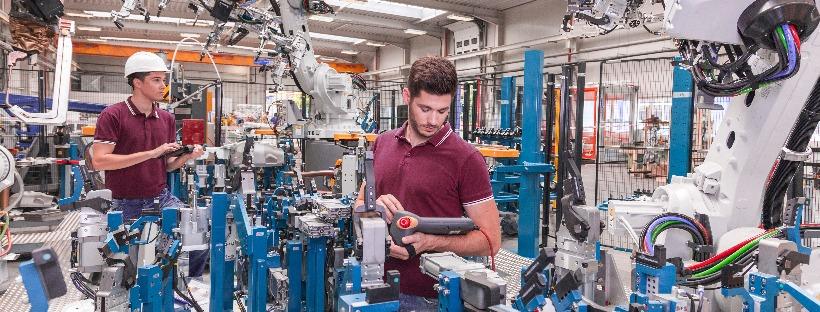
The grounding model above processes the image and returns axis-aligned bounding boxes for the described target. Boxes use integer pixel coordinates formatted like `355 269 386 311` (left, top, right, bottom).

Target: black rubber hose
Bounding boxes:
762 75 820 228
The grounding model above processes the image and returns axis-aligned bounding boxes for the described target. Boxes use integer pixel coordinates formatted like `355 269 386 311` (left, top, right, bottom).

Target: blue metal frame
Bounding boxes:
19 260 49 312
130 265 163 312
210 192 233 312
668 56 695 183
335 258 362 311
517 50 548 258
0 93 107 114
287 240 303 312
722 271 820 312
338 294 401 311
437 270 463 312
551 290 587 312
160 208 179 312
167 170 186 202
784 203 811 254
634 263 676 294
57 143 83 206
500 77 515 130
306 236 328 312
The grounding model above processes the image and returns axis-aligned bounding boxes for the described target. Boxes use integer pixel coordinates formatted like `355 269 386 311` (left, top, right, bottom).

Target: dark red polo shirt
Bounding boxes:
94 97 176 199
374 122 494 298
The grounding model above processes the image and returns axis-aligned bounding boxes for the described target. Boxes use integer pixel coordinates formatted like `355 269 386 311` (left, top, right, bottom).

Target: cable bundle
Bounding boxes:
682 23 802 97
70 272 97 301
762 58 820 228
640 213 712 256
679 228 783 287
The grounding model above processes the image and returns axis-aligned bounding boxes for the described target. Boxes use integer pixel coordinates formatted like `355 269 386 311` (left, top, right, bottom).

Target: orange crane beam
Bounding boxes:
74 42 368 73
73 42 255 66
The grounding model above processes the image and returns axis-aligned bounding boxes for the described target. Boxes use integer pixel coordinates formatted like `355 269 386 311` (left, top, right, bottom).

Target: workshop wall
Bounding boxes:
409 35 442 61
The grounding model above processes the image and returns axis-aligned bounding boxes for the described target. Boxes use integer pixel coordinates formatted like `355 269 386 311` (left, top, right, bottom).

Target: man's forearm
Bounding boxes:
93 151 154 171
431 230 495 256
166 156 189 171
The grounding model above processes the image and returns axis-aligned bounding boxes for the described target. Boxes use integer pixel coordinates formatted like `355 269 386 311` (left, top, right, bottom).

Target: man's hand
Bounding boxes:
401 232 439 254
186 144 205 160
388 243 410 260
377 194 404 223
387 232 441 260
152 143 181 158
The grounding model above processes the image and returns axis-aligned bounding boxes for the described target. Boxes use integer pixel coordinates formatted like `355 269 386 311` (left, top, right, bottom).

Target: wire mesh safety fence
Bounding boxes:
594 58 674 204
802 129 820 247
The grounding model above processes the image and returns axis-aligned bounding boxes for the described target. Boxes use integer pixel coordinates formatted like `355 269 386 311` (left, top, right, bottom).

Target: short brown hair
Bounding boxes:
407 56 457 98
127 72 151 88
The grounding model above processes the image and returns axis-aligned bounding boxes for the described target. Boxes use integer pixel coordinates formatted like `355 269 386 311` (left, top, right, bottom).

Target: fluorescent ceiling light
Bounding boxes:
310 32 366 45
77 26 102 32
66 12 93 18
309 15 335 22
323 0 445 22
321 57 336 62
180 33 201 38
404 29 427 35
340 50 358 55
366 42 386 47
447 14 473 22
86 38 107 42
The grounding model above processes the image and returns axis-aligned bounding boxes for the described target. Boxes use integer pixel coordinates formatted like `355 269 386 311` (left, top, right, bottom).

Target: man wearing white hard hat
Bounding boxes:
91 51 207 276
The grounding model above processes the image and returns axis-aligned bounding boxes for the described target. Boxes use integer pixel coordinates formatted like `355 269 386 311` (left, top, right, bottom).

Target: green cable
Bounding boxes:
776 27 788 51
693 229 779 277
650 221 681 243
731 26 786 95
692 229 781 278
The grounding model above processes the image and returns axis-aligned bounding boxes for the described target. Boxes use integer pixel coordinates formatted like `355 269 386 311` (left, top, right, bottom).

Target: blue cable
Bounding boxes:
766 24 798 81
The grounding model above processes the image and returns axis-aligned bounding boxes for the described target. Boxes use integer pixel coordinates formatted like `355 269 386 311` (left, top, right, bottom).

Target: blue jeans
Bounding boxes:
112 188 209 277
399 294 438 312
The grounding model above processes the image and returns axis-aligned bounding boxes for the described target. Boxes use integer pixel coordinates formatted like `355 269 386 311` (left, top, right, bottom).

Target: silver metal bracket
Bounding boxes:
781 146 812 162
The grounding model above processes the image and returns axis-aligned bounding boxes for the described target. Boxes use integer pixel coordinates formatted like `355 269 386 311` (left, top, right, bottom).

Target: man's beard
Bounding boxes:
408 114 440 139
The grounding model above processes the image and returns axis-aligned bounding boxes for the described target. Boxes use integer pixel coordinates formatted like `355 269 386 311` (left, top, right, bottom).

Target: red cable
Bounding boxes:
478 228 496 271
790 24 802 50
686 229 773 271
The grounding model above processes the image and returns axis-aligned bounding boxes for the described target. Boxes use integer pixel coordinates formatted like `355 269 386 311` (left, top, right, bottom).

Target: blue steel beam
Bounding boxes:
518 49 546 258
210 193 231 312
287 240 303 312
306 237 328 312
668 56 695 182
500 77 515 130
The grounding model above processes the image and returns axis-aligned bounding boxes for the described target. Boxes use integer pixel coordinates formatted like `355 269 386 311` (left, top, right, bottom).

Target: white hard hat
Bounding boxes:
124 51 169 78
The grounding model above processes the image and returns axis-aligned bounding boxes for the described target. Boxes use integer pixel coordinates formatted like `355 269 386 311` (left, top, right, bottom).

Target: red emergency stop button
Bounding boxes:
398 217 412 229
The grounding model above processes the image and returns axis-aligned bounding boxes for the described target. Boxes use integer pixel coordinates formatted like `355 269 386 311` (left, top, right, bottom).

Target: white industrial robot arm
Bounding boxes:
185 0 362 137
278 1 358 130
563 0 820 259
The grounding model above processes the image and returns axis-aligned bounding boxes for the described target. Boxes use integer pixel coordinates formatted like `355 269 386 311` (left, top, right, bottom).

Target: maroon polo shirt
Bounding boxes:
373 122 494 298
94 97 176 199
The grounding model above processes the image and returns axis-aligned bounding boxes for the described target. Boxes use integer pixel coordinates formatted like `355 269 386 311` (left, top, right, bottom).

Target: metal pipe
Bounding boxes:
593 61 605 204
461 49 679 79
214 81 223 147
459 37 671 73
363 36 671 76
